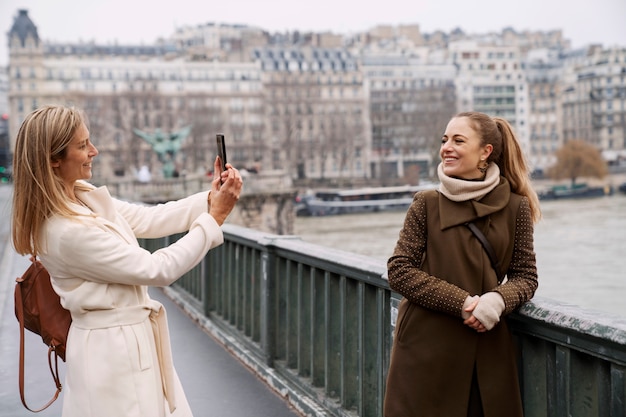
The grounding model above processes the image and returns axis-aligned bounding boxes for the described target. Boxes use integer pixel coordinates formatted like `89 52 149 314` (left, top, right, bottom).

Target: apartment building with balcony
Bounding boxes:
7 9 265 180
254 46 371 180
450 40 531 157
524 48 565 170
362 53 457 182
562 46 626 164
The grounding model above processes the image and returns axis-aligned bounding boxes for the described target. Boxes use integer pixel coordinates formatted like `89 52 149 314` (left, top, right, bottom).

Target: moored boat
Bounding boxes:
538 183 613 200
296 183 438 216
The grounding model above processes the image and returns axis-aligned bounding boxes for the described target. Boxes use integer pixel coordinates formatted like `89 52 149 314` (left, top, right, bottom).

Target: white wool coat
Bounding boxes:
39 184 223 417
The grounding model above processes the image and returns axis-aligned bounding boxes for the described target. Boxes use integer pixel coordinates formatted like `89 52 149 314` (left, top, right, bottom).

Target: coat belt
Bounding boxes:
71 300 177 413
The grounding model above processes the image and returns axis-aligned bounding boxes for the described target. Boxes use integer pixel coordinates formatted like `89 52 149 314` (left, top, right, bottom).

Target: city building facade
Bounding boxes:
7 10 265 180
562 46 626 165
450 40 531 155
5 8 625 183
0 67 9 180
255 46 371 180
363 54 456 182
524 48 565 171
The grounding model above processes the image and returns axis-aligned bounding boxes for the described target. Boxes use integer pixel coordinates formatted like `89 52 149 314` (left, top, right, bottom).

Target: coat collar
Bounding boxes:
74 184 138 245
438 177 511 230
76 185 117 223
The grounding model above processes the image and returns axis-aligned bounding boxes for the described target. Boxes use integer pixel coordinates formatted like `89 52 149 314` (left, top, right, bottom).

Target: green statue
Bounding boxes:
133 126 192 178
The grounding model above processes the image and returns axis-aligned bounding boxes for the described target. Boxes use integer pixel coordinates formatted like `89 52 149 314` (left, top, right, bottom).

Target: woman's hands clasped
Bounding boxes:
208 156 243 225
462 292 505 333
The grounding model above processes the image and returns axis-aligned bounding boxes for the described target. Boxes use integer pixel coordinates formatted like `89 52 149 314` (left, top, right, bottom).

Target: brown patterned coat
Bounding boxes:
384 177 538 417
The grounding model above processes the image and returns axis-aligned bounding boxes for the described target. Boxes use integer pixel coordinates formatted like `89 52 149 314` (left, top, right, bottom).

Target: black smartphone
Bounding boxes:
216 134 227 173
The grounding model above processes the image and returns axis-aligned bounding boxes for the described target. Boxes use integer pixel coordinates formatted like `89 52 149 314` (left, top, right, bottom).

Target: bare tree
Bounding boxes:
405 84 457 176
263 63 369 183
68 84 207 179
370 82 456 182
61 92 140 178
183 95 226 174
547 139 608 186
267 72 321 179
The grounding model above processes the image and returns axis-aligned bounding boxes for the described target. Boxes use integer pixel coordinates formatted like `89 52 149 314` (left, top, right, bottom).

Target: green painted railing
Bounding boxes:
140 224 626 417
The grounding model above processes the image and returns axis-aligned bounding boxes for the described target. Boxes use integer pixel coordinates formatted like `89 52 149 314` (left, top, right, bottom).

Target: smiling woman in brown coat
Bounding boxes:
384 111 541 417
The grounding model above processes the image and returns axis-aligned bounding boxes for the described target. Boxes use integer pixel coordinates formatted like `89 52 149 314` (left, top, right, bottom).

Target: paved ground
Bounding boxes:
0 184 302 417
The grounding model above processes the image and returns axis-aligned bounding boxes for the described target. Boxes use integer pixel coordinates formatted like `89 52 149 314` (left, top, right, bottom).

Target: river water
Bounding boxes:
294 193 626 317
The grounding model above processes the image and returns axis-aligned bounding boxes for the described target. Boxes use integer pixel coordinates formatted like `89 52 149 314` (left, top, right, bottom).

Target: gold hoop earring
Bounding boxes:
478 159 488 175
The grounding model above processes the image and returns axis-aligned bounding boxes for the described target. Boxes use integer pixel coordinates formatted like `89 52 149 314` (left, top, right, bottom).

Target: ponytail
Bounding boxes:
455 112 541 223
493 118 541 223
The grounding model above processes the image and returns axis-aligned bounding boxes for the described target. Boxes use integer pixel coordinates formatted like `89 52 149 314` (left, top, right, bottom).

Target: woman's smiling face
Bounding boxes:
52 122 98 188
440 116 492 180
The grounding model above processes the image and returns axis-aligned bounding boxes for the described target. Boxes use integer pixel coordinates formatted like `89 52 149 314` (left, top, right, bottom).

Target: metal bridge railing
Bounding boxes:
140 224 626 417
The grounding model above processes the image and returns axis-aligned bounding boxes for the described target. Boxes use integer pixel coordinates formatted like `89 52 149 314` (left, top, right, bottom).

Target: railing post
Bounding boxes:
260 245 275 366
258 236 305 368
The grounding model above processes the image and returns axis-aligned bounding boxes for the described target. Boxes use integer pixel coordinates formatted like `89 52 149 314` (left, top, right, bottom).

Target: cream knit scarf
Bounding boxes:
437 162 500 202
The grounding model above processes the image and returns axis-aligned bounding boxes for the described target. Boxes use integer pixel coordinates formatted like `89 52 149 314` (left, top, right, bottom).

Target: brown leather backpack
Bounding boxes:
14 257 72 412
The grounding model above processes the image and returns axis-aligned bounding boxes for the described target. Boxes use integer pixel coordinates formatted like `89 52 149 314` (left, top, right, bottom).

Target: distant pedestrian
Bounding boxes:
11 105 243 417
137 165 152 182
384 111 540 417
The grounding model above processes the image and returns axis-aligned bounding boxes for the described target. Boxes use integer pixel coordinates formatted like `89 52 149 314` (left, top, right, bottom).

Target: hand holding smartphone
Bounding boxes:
216 134 227 171
216 134 227 183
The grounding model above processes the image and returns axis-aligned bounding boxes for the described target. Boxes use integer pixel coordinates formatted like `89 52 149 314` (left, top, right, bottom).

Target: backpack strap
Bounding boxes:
16 260 63 412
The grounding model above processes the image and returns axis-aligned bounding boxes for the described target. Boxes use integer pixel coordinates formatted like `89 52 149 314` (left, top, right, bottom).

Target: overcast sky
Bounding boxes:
1 0 625 65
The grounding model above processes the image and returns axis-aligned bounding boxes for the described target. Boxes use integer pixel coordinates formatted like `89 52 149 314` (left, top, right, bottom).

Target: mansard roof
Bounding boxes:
9 9 39 47
252 46 358 72
45 43 179 57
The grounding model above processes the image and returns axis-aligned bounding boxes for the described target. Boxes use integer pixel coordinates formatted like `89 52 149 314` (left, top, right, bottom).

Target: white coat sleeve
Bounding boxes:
49 212 223 286
113 191 210 238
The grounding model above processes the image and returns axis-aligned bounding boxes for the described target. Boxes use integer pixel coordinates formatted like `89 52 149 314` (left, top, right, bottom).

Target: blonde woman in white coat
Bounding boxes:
11 105 243 417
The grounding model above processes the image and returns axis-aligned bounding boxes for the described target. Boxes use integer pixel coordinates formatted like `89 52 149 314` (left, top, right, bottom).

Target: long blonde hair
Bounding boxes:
456 111 541 223
11 105 92 256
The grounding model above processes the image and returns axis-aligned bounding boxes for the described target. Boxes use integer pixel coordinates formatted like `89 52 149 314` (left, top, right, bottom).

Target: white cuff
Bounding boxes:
472 292 505 330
